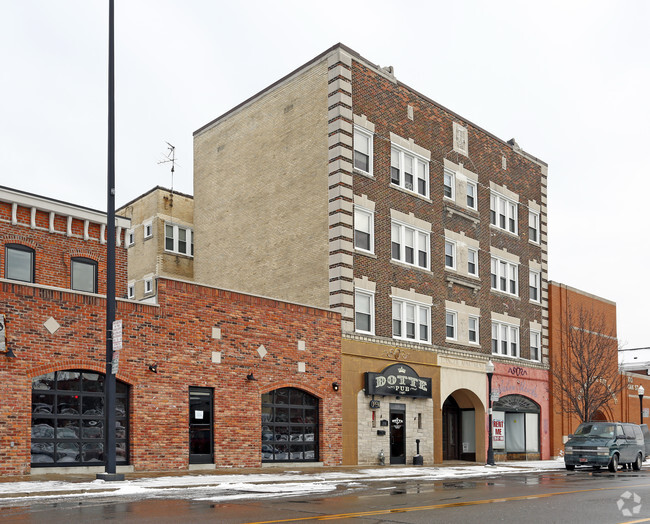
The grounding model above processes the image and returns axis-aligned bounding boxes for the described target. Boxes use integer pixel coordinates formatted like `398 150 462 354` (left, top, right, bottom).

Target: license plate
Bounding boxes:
579 458 587 462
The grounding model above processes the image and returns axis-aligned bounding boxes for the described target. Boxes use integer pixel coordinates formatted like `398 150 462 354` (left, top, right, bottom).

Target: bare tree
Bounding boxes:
551 305 624 423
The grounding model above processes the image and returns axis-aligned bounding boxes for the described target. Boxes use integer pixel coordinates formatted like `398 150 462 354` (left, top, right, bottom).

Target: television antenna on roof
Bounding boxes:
157 142 177 192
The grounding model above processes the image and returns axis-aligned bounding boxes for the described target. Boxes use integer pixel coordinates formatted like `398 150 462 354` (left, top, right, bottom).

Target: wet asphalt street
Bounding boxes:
2 468 650 523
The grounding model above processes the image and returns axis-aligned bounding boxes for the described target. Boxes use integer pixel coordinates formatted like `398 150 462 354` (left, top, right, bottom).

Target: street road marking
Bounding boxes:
243 483 650 523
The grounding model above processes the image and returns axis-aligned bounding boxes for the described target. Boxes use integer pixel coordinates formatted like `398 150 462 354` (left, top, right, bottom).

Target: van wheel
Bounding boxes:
565 464 575 471
608 454 619 472
633 453 643 471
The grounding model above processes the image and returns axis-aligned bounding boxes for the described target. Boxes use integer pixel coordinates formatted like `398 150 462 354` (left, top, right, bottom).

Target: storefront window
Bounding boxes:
492 395 540 453
261 388 318 462
31 370 129 466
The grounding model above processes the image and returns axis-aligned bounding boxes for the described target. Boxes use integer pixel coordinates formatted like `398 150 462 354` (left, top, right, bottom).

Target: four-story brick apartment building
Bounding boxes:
192 44 550 464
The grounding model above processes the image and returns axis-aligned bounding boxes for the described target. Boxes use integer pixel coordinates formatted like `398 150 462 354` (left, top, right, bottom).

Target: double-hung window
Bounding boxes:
354 289 375 335
443 168 455 200
466 180 477 209
354 127 373 175
467 248 478 276
529 270 541 303
354 206 374 253
529 211 540 243
530 331 541 361
468 316 479 344
5 244 34 283
392 299 430 343
490 192 518 234
71 257 97 293
391 146 429 198
445 310 457 340
444 240 456 269
391 222 429 270
492 321 520 357
165 223 193 256
491 257 518 296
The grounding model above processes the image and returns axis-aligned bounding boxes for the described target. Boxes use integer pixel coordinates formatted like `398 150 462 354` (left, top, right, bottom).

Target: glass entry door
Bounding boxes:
389 403 406 465
189 387 213 464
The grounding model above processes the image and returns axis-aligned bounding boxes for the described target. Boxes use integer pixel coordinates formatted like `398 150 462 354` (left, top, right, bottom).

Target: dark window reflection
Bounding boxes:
261 387 319 463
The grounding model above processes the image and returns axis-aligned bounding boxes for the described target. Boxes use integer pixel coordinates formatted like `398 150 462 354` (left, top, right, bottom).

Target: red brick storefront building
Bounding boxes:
0 186 342 476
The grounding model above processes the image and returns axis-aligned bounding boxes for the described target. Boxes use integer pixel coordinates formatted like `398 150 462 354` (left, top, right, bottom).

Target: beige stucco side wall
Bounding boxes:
193 60 331 308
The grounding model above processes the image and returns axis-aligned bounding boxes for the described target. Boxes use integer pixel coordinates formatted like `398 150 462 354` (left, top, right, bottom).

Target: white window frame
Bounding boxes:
164 223 193 256
144 278 153 294
144 220 153 239
490 192 518 234
529 270 541 303
391 221 430 270
392 298 431 344
530 330 541 361
490 256 519 296
390 145 429 198
354 206 374 254
468 316 479 344
467 247 478 276
445 310 457 341
444 240 456 270
529 210 540 244
354 289 375 335
127 229 135 246
353 126 373 176
466 180 477 210
492 321 520 358
127 283 135 299
443 168 455 200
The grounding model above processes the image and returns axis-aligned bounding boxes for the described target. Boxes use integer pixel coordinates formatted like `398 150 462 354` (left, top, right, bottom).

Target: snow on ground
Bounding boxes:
0 459 566 504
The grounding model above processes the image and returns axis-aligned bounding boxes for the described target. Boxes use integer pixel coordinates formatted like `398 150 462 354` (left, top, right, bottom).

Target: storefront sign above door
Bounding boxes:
364 364 432 398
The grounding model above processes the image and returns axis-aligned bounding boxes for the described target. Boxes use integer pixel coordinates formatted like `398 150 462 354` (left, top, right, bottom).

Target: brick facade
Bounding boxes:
192 44 549 464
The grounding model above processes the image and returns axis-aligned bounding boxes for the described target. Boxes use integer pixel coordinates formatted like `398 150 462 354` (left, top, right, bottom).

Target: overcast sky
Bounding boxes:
1 1 648 348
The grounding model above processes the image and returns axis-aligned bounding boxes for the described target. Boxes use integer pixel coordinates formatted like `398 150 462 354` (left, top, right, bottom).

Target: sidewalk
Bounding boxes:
0 460 565 504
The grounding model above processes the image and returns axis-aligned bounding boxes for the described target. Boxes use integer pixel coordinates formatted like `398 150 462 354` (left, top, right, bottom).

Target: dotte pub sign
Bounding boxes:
364 363 432 398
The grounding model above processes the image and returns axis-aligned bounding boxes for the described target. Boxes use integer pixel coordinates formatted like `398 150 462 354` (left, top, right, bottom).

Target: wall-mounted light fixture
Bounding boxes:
148 363 158 373
332 382 340 392
246 372 257 381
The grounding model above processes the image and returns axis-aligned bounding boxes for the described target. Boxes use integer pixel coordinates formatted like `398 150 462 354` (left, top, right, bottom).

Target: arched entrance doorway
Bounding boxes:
261 387 319 462
491 394 540 458
31 370 129 467
442 390 479 461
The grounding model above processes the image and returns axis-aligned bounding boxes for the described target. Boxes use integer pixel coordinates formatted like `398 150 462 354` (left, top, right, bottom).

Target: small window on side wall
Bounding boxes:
5 244 35 283
127 284 135 299
144 278 153 294
71 257 97 293
144 221 153 239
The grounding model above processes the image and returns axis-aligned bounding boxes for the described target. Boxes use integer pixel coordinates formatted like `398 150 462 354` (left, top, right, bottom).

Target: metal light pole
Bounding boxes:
639 385 645 425
486 360 495 466
97 0 123 482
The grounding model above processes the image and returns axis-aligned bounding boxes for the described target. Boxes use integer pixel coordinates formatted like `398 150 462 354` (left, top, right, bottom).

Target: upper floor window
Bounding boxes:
144 220 153 239
127 283 135 299
492 321 519 358
353 127 373 175
165 224 193 256
444 240 456 269
466 180 477 209
390 146 429 198
467 248 478 276
5 244 34 283
443 169 455 200
445 310 457 340
490 192 518 234
529 210 540 243
127 229 135 246
391 222 430 270
71 257 97 293
144 278 153 294
530 331 541 361
354 206 374 254
392 299 430 343
468 316 479 344
491 257 518 296
354 289 375 335
529 270 541 303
